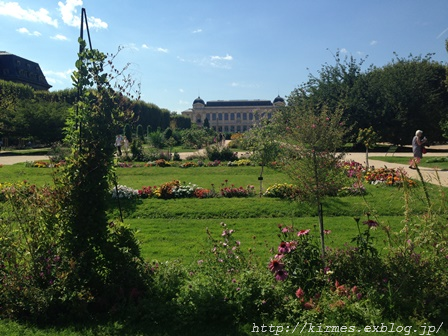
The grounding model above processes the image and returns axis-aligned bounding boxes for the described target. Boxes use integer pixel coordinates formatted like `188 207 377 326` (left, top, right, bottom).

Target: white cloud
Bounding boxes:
16 27 41 36
179 88 184 93
44 68 74 87
0 1 58 27
58 0 107 29
209 54 233 69
44 68 74 80
339 48 348 54
192 28 202 33
140 44 168 53
370 40 378 46
211 54 233 61
51 34 68 41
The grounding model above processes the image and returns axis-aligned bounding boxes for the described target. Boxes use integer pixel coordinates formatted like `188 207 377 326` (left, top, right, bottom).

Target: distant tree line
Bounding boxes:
0 80 191 147
1 49 448 148
288 51 448 145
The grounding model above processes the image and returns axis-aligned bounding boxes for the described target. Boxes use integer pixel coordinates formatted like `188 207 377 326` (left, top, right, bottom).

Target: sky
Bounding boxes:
1 0 448 113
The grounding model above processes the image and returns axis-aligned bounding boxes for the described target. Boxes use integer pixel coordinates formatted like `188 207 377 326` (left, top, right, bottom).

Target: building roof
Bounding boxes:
206 99 273 107
0 51 52 90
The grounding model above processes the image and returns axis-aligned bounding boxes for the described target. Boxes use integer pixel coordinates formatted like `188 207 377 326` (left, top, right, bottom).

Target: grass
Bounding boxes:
370 155 448 170
1 159 448 335
2 161 445 266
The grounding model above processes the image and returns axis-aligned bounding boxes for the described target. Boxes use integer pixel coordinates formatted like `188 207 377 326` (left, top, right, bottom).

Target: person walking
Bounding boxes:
115 134 123 156
409 130 427 169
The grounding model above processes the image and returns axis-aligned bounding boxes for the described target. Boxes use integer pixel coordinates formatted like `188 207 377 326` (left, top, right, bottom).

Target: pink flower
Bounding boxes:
324 230 331 234
295 287 305 299
275 269 288 281
297 229 310 237
288 240 297 250
278 241 290 254
268 258 284 273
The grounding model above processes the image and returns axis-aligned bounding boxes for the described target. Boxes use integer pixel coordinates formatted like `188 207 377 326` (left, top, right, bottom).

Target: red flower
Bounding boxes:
295 287 305 299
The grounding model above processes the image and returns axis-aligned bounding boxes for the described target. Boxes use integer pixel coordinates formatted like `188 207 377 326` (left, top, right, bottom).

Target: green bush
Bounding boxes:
205 145 237 161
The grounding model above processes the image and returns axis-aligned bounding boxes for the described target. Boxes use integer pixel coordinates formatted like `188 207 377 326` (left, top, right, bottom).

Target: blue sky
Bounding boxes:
1 0 448 113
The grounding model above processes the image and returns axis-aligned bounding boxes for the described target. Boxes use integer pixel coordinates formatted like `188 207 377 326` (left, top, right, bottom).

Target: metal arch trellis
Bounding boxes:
76 8 93 152
75 8 124 222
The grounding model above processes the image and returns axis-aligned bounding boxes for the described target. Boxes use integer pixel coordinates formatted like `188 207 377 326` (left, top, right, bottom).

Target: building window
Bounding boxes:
243 126 247 132
224 126 229 132
206 113 211 120
218 113 223 120
268 113 272 119
236 126 241 132
243 113 247 120
224 113 229 120
230 113 235 120
230 126 235 132
249 113 253 120
236 113 241 119
212 114 217 120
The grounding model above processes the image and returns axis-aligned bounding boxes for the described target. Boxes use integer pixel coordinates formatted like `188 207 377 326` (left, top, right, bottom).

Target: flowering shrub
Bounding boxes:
172 182 201 198
207 159 221 167
138 185 157 198
269 225 324 295
227 159 252 166
110 185 139 199
117 162 135 168
340 160 364 178
194 188 215 198
155 159 171 167
364 167 415 187
337 182 367 196
179 161 197 168
156 180 179 199
263 183 300 199
220 184 255 198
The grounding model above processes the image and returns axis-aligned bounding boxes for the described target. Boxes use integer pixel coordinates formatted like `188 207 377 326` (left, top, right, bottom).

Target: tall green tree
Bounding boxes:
57 38 146 311
272 105 349 259
242 112 281 196
360 54 448 144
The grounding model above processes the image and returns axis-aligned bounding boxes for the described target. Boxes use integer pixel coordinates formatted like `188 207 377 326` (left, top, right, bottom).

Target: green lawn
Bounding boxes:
370 155 448 170
1 160 448 335
2 162 444 266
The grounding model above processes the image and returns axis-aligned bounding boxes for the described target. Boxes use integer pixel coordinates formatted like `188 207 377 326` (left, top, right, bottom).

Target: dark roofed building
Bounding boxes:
0 51 52 91
181 95 286 133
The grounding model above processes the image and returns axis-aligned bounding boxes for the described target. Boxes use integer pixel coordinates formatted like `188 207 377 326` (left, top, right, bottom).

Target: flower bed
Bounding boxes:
364 167 415 187
263 183 300 199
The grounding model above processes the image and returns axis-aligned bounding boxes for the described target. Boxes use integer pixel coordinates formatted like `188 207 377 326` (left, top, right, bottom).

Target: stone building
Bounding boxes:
0 51 51 91
181 95 286 132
